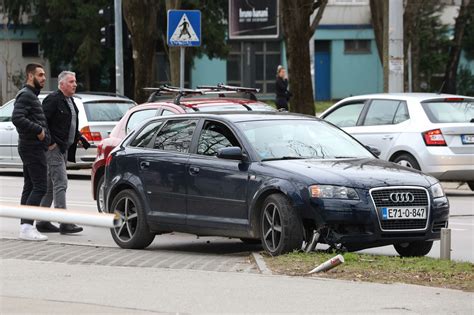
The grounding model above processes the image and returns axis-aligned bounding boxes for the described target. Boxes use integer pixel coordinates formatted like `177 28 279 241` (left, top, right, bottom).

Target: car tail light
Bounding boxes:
422 129 446 146
80 126 102 142
105 153 113 166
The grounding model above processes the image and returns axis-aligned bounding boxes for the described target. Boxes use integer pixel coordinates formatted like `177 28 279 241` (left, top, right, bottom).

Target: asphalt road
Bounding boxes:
0 171 472 262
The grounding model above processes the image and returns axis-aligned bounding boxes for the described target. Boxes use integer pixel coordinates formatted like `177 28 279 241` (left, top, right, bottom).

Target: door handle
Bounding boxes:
382 135 394 140
140 161 150 169
189 166 200 175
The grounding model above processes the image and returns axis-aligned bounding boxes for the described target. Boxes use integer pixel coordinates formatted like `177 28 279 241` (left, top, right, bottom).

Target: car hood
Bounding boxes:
263 158 435 189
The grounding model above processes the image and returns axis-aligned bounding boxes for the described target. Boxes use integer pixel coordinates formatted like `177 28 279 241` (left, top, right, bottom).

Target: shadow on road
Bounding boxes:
149 237 263 255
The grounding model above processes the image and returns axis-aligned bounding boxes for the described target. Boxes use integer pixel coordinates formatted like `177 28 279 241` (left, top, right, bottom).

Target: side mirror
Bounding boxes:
217 146 243 160
365 145 381 157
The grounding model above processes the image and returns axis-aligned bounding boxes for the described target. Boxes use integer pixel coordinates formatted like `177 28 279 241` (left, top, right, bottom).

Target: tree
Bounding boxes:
280 0 328 115
441 0 473 94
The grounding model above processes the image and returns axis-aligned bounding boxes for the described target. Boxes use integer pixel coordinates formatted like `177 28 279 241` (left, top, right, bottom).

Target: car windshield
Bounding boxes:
236 119 374 160
83 101 135 122
421 99 474 123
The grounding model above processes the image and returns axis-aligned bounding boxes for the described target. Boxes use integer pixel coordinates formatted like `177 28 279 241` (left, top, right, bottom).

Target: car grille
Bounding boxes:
370 187 429 231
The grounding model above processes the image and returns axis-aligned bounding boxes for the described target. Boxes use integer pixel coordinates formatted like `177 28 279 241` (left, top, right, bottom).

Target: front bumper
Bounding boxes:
304 189 449 251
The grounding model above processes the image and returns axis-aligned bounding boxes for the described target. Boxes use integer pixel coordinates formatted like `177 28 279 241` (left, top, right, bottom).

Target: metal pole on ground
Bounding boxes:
440 228 451 260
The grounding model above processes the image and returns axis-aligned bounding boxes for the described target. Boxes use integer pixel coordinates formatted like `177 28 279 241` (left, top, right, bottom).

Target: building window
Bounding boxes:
344 40 371 54
22 42 39 57
226 41 281 94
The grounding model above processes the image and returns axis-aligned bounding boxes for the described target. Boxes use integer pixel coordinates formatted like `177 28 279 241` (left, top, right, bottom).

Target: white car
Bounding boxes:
320 93 474 190
0 92 136 169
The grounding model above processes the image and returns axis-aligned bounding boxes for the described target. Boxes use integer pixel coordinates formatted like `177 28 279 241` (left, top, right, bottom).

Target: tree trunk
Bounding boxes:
441 0 472 94
403 0 424 91
165 0 182 87
280 0 327 115
369 0 384 64
123 0 158 103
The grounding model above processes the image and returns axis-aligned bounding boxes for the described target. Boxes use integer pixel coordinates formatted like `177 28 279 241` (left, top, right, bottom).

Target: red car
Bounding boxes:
91 85 275 212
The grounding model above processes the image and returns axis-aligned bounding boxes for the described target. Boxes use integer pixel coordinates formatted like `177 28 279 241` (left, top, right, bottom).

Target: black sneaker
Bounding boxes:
36 221 60 233
59 223 83 234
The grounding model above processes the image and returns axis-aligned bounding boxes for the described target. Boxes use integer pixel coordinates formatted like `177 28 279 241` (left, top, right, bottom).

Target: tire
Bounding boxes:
240 238 261 245
109 189 155 249
260 194 303 256
467 181 474 191
392 153 421 170
96 175 106 213
394 241 433 257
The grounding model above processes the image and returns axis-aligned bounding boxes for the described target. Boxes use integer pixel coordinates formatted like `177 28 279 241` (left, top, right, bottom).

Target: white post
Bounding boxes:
440 228 451 260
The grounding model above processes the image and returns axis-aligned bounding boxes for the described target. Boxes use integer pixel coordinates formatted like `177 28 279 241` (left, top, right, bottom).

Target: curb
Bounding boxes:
252 252 272 275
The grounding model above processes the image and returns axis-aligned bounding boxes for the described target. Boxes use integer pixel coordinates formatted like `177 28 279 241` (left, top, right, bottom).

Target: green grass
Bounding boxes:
264 251 474 292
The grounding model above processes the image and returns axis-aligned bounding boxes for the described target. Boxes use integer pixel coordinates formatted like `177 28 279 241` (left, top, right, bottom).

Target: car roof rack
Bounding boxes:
196 83 260 101
144 83 261 104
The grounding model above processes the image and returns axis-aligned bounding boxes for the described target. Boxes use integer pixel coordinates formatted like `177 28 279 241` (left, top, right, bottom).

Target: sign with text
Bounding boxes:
228 0 279 39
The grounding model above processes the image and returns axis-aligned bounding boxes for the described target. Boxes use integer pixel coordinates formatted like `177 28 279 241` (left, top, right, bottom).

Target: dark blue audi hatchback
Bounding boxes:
104 112 449 256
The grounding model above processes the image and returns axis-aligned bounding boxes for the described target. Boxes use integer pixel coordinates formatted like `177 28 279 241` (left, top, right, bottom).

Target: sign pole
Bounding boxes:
180 47 185 88
114 0 124 95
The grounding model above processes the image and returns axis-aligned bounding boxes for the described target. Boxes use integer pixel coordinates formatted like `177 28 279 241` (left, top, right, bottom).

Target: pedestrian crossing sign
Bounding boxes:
167 10 201 47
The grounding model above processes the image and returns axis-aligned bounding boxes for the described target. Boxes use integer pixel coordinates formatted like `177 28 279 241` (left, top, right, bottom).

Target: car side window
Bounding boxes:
393 102 410 124
197 121 241 156
126 109 158 134
161 109 176 116
363 100 401 126
0 101 14 122
323 102 365 127
153 119 198 153
129 121 164 148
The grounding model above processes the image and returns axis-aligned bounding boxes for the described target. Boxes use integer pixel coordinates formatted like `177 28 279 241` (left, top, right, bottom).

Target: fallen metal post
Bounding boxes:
0 204 121 228
440 228 451 260
308 254 345 274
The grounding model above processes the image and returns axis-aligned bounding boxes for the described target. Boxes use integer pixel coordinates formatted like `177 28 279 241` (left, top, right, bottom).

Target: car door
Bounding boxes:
138 118 198 225
186 119 249 231
0 101 15 164
352 99 409 160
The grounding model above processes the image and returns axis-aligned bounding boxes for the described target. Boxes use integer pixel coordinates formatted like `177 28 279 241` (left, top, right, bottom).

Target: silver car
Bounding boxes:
320 93 474 190
0 92 136 169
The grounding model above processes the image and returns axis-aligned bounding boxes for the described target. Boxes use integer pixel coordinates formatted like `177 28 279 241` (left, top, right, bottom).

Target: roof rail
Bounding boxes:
144 85 204 105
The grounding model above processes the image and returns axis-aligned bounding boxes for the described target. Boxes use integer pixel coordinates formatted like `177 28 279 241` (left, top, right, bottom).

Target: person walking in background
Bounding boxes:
12 63 50 241
37 71 89 234
275 65 291 111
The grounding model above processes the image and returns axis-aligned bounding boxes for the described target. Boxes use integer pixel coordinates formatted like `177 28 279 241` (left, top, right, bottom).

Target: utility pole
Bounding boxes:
383 0 404 93
114 0 124 95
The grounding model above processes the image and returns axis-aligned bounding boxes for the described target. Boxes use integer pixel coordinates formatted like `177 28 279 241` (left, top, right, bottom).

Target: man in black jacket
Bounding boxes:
12 63 50 241
37 70 89 234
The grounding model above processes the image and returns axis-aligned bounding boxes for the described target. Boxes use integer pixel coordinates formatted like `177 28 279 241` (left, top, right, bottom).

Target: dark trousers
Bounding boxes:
18 145 47 225
276 97 288 111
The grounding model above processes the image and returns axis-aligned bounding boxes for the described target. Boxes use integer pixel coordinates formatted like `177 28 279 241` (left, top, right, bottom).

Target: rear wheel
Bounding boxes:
392 153 421 170
394 241 433 257
110 189 155 249
260 194 303 256
96 175 106 213
467 181 474 191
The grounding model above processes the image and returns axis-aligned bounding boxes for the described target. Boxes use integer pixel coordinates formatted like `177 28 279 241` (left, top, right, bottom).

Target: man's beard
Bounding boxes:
33 78 43 90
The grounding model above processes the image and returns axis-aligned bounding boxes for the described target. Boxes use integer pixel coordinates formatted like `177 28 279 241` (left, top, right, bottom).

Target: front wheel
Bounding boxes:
260 194 303 256
394 241 433 257
110 189 155 249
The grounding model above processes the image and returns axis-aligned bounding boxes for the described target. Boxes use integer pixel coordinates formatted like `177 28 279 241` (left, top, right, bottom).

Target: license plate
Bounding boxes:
381 207 426 220
461 134 474 144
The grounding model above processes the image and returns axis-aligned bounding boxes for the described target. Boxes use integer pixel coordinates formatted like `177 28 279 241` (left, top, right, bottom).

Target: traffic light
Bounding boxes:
99 6 114 48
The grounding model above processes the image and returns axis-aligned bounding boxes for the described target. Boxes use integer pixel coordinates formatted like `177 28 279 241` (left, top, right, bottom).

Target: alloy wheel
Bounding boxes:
113 196 138 242
397 160 413 168
262 202 282 251
98 181 105 213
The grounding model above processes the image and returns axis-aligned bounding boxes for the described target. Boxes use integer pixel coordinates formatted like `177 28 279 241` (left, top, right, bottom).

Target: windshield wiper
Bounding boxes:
261 156 308 161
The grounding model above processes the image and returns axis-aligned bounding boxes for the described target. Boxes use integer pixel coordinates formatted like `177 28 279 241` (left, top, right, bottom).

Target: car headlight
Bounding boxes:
430 182 445 198
309 185 359 200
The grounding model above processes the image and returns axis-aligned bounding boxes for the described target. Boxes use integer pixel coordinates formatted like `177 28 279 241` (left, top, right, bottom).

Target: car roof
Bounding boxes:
338 93 473 103
74 93 135 103
142 96 271 108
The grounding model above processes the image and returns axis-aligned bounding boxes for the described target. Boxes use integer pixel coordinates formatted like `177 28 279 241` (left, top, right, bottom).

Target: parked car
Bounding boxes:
92 85 275 212
104 112 449 257
0 92 136 169
320 93 474 190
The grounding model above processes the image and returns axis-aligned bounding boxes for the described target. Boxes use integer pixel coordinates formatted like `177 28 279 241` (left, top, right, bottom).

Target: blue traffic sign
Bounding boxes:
167 10 201 47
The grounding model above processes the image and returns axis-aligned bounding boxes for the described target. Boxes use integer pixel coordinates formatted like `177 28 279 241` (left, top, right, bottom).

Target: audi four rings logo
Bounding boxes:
390 192 415 202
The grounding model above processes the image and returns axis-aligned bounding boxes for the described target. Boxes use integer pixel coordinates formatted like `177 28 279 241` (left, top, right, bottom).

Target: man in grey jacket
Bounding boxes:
12 63 50 241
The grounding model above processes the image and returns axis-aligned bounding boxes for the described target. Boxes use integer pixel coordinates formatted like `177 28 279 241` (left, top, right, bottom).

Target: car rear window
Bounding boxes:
421 100 474 123
83 101 134 122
